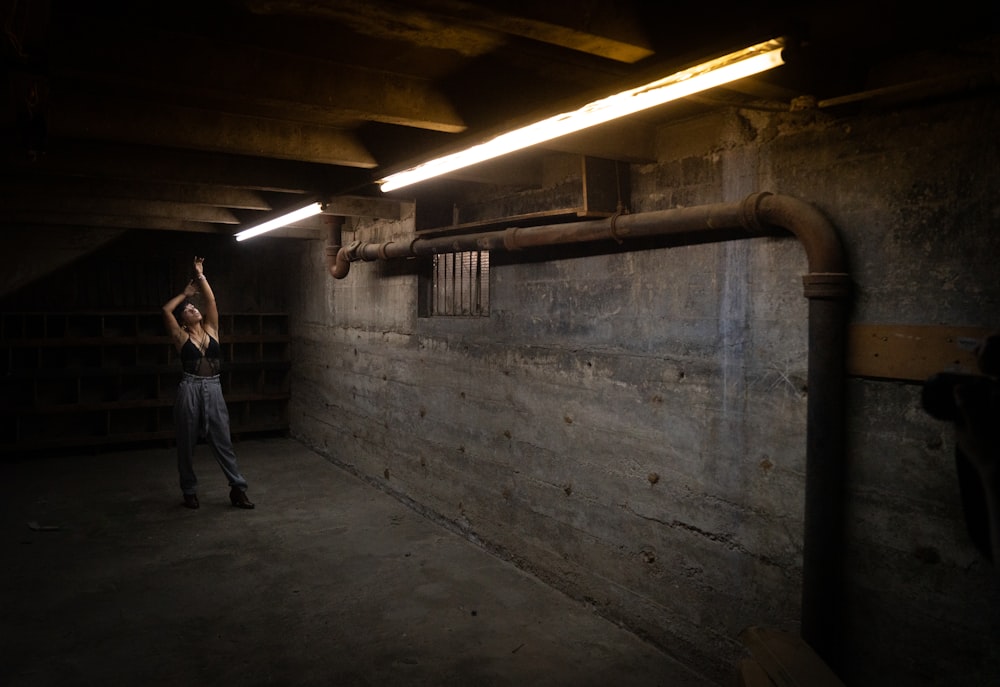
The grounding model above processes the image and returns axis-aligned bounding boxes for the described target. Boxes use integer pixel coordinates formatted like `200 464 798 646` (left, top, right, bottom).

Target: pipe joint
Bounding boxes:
802 272 852 300
740 192 772 231
346 240 365 261
502 227 523 251
609 211 628 244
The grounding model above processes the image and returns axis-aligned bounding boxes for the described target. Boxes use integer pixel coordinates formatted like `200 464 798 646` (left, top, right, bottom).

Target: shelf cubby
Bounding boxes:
1 311 290 455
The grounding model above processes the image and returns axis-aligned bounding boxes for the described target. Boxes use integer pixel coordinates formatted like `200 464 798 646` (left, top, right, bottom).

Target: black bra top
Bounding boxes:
180 333 221 376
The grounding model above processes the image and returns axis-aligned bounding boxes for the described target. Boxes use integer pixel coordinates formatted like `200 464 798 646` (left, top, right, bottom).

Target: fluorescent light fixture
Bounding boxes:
234 201 325 242
379 38 785 192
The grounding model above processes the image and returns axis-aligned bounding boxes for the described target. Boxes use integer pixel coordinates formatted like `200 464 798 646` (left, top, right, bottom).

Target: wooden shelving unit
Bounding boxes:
0 311 290 455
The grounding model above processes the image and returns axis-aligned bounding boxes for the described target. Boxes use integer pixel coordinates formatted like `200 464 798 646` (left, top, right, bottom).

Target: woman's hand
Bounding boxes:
183 281 198 297
193 256 205 276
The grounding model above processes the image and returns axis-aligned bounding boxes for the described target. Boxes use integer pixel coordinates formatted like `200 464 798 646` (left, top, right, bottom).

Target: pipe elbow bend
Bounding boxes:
326 245 351 279
754 193 847 276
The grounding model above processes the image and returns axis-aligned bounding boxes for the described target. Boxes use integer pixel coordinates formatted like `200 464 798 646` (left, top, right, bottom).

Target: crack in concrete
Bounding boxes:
620 502 786 569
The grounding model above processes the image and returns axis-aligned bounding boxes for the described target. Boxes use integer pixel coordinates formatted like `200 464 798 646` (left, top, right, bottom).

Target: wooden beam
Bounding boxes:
0 197 241 224
51 31 466 133
847 323 992 382
48 90 378 168
237 0 654 63
0 177 273 211
323 195 409 220
0 213 231 233
739 626 845 687
7 140 364 194
413 0 655 63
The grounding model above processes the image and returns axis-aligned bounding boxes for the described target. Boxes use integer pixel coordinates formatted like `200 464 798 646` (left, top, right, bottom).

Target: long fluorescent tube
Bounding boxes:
234 201 325 241
379 38 785 192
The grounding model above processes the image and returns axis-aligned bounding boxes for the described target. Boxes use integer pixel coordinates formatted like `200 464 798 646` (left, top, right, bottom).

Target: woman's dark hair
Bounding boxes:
172 299 193 325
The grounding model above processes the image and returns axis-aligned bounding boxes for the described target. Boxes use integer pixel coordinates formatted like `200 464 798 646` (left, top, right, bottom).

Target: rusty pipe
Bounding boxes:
330 192 851 668
337 193 845 273
324 215 350 279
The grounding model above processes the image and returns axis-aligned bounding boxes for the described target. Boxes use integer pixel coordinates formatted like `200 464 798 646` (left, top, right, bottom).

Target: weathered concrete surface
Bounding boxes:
291 246 808 685
289 94 1000 685
1 438 714 686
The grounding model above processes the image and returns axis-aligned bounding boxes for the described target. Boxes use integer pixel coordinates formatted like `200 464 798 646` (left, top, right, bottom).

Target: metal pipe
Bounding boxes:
330 191 851 669
799 279 849 670
324 215 349 279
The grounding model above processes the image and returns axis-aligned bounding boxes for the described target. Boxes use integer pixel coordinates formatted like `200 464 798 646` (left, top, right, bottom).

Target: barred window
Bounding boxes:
431 251 490 316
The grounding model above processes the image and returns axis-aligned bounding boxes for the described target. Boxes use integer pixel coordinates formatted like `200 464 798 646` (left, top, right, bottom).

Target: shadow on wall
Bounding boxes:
923 333 1000 568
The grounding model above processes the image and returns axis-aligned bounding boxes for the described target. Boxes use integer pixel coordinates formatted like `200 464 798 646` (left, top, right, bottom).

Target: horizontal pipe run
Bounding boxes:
334 192 847 280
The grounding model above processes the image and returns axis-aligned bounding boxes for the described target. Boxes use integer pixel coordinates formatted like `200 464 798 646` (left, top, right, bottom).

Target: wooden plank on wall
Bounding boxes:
847 323 993 382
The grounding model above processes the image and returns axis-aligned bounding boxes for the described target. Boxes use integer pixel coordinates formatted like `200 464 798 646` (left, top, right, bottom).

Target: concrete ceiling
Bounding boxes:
2 0 997 240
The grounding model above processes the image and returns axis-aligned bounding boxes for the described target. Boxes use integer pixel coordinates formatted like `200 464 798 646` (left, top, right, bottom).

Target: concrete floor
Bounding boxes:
1 437 718 687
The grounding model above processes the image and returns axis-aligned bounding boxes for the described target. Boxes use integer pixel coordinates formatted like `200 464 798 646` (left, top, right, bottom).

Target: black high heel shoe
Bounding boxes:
230 488 255 509
183 493 200 509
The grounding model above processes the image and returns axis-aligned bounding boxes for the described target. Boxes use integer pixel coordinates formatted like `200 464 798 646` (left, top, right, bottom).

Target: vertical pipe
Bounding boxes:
800 278 851 670
324 215 349 279
760 194 851 671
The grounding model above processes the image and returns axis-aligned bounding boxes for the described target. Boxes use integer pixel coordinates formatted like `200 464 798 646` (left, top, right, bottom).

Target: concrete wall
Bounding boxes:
287 93 1000 685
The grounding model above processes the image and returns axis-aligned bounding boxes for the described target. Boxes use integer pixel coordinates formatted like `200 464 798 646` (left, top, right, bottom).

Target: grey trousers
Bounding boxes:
174 373 248 495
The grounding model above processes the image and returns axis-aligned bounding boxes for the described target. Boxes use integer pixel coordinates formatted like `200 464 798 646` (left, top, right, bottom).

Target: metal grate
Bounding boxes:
432 251 490 316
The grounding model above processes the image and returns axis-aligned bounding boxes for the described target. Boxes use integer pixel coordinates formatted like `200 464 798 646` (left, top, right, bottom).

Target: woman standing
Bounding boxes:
161 256 255 510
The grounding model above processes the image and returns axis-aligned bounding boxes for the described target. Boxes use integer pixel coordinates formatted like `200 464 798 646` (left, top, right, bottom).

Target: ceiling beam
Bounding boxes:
0 177 274 211
7 141 364 194
235 0 654 63
0 213 232 233
48 90 378 168
409 0 655 63
50 32 467 134
323 195 408 220
0 197 241 224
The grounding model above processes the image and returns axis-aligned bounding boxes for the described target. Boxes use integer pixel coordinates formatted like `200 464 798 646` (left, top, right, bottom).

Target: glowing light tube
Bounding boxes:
379 38 785 192
235 201 325 241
